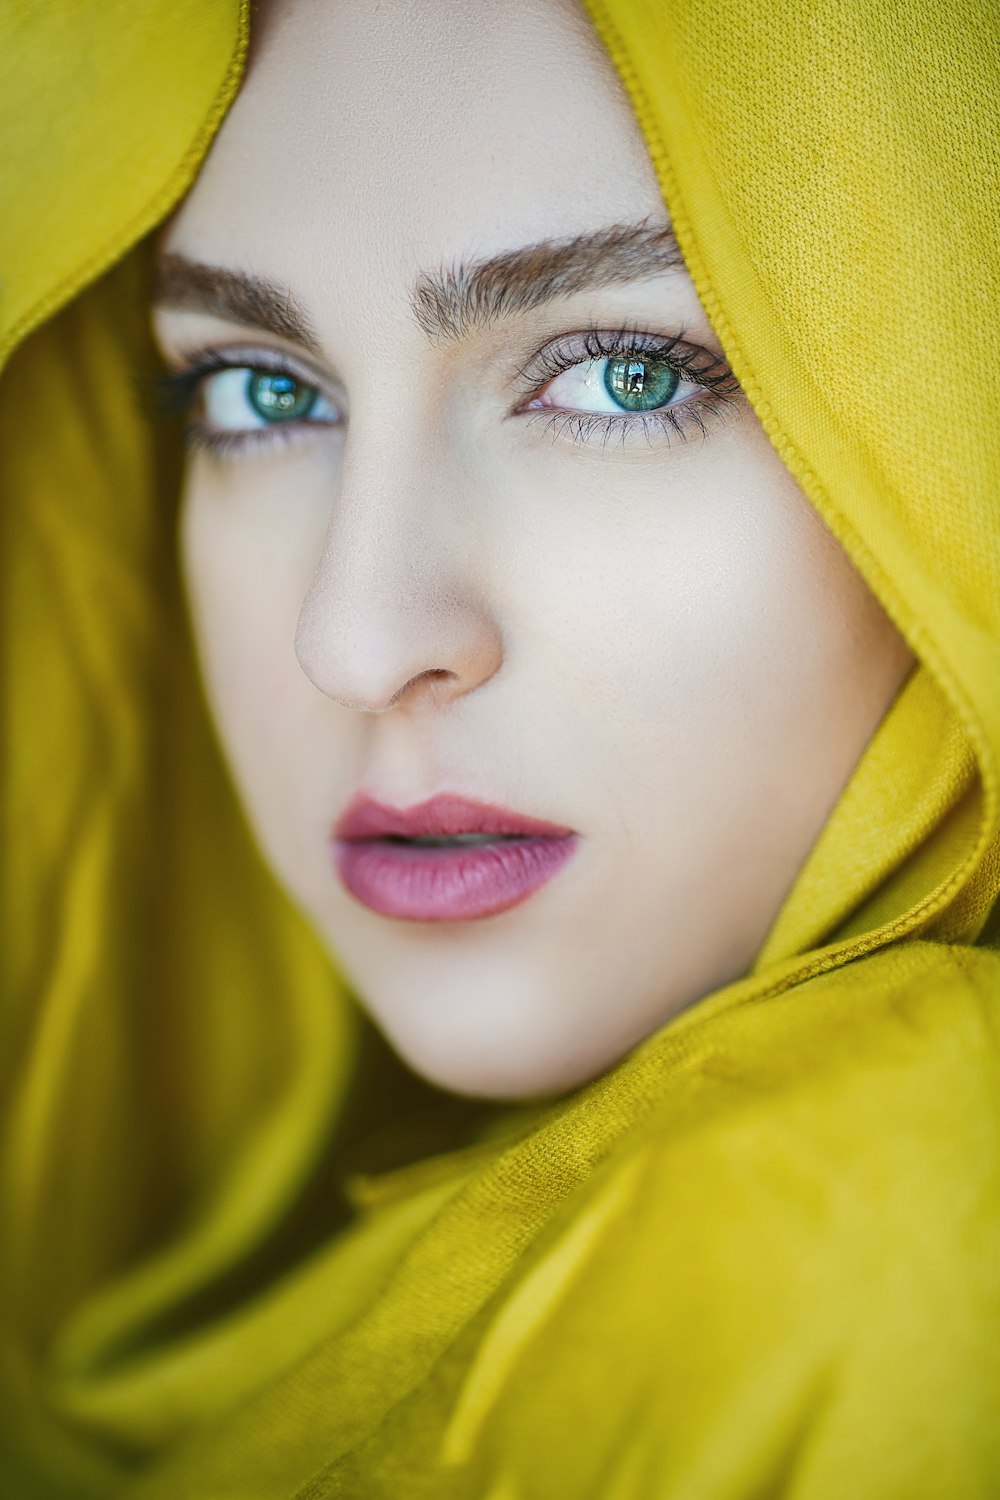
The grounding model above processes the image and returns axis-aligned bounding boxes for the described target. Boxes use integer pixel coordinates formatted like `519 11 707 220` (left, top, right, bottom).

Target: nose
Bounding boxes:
293 441 503 714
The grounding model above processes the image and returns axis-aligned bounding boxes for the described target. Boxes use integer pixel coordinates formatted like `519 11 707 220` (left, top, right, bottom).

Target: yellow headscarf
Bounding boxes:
2 2 998 1496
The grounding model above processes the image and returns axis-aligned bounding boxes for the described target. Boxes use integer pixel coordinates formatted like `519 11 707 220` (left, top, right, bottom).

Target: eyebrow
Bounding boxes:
152 219 684 353
412 220 684 342
152 255 324 355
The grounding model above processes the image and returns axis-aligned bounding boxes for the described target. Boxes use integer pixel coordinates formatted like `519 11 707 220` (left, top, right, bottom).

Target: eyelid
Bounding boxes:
511 322 743 451
511 323 733 403
146 343 345 458
148 326 741 460
174 337 334 383
160 342 343 412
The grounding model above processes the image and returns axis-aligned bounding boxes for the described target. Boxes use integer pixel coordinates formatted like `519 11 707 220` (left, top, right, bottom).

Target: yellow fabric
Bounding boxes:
2 1 998 1496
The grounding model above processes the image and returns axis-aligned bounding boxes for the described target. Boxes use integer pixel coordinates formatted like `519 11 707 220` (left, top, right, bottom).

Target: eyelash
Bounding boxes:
515 324 741 450
145 324 742 458
143 347 326 460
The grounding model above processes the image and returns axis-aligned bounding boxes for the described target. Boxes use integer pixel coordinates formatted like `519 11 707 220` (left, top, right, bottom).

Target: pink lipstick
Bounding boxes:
331 792 579 921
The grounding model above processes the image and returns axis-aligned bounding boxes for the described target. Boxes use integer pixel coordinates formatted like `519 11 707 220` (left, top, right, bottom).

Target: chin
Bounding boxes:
383 1014 616 1103
322 930 639 1102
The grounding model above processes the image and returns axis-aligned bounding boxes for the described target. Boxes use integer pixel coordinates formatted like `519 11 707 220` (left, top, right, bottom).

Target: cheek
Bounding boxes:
179 452 337 705
181 482 286 722
522 428 910 845
178 473 332 864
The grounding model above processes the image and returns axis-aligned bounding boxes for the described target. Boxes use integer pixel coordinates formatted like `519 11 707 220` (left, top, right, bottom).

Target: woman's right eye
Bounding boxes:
198 367 338 433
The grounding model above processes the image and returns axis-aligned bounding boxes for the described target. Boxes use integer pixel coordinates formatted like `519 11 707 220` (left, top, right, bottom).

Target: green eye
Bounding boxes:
246 370 318 422
603 357 680 413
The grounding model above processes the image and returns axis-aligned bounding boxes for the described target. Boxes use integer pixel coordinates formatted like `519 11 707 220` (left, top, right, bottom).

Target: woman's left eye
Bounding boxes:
200 367 337 431
527 354 697 418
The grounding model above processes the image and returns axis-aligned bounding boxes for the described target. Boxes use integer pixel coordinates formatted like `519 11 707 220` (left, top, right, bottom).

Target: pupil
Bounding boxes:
604 357 679 412
246 371 316 422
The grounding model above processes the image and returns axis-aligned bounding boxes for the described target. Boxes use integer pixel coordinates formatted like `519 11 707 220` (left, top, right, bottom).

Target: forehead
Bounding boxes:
164 0 667 317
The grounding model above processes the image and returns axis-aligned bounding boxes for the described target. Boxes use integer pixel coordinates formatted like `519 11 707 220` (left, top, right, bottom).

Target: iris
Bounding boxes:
246 371 317 422
603 356 679 412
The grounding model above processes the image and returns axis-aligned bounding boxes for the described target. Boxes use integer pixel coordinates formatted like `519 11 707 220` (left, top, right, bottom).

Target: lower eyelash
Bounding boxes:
524 387 741 452
182 420 311 459
150 326 740 459
516 323 743 451
141 346 338 459
186 380 741 458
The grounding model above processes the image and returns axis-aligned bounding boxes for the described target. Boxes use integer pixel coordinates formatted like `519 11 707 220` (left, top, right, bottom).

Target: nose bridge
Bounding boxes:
294 423 501 713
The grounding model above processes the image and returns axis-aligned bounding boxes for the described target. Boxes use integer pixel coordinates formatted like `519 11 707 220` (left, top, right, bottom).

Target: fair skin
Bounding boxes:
151 0 914 1100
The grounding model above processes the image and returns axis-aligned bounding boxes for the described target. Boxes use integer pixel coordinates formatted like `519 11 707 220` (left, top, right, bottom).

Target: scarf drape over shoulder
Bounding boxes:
2 2 999 1495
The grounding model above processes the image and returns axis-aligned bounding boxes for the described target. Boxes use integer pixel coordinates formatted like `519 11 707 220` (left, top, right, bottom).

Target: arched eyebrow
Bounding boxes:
151 220 683 353
152 256 323 354
412 220 684 342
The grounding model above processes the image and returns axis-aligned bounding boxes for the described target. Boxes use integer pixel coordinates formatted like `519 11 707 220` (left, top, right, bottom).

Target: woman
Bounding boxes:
2 0 998 1495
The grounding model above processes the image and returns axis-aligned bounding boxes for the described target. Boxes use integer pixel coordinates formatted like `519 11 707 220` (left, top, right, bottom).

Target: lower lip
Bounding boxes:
331 835 579 921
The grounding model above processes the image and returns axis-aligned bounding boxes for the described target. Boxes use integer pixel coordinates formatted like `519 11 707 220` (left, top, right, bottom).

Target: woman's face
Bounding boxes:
152 0 913 1099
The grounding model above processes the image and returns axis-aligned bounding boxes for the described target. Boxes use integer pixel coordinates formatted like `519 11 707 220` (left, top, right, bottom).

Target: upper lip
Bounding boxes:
334 792 576 842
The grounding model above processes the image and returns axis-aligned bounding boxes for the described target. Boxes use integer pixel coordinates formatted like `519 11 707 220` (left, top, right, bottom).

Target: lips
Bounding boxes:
331 793 579 920
334 792 575 843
